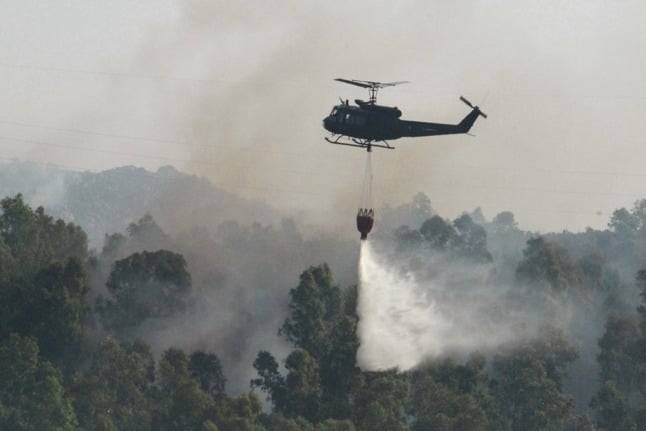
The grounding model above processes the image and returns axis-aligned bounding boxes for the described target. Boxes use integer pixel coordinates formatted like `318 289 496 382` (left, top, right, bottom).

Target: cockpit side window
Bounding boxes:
328 108 340 123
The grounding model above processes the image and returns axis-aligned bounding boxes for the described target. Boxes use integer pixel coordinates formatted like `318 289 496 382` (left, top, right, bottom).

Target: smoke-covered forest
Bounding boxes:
2 162 646 430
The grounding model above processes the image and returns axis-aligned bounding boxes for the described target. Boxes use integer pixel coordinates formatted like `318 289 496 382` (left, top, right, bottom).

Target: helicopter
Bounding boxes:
323 78 487 151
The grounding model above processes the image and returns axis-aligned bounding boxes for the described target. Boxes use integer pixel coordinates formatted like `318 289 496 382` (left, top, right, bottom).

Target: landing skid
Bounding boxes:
325 135 394 152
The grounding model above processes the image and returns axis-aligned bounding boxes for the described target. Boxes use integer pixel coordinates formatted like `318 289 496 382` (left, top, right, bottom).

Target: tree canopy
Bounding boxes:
3 193 646 429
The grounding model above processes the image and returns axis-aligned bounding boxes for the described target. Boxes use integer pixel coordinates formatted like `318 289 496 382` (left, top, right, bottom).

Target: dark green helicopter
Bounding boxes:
323 78 487 151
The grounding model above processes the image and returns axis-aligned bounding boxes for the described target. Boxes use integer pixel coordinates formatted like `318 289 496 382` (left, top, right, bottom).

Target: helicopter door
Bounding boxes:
334 108 345 124
347 112 366 128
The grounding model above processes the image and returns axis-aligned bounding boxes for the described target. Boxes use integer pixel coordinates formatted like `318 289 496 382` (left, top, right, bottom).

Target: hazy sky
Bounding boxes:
2 0 646 232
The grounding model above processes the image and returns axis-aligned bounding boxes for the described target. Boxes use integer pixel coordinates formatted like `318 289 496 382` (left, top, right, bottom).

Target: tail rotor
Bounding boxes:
460 96 487 119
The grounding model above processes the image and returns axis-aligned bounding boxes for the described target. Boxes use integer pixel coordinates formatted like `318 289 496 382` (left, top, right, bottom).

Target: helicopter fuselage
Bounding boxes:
323 99 483 143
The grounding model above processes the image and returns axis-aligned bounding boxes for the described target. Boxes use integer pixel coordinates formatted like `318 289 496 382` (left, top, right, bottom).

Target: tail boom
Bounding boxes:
400 107 485 137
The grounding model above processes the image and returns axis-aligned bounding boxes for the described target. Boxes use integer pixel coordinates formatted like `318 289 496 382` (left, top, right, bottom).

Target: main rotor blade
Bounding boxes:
335 78 372 88
335 78 409 89
380 81 409 87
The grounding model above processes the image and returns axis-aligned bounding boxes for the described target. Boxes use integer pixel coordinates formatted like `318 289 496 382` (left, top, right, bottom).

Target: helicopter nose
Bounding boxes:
323 117 331 132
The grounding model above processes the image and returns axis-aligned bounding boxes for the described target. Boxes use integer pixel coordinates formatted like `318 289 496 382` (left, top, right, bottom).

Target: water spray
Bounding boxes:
356 241 533 371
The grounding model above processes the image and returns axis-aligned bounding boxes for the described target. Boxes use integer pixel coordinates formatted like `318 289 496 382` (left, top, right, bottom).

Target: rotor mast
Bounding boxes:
368 86 378 104
334 78 408 105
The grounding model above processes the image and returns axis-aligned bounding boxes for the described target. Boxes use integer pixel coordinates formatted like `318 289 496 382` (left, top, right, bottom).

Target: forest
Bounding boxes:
2 185 646 431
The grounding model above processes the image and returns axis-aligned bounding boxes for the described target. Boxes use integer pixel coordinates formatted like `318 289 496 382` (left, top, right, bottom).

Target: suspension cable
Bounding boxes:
360 151 373 210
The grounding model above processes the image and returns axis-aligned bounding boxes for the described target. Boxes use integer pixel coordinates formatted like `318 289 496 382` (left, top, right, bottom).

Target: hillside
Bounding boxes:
3 161 646 429
0 161 280 248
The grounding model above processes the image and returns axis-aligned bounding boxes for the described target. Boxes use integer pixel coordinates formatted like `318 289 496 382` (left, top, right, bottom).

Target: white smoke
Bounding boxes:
356 240 536 371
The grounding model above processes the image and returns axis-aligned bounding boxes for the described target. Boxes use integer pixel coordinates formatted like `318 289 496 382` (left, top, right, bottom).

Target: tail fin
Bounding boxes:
457 108 483 133
458 96 487 133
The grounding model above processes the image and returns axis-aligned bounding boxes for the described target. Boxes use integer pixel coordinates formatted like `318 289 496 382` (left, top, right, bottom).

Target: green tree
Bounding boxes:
0 258 90 368
0 234 15 286
17 257 91 368
127 213 170 251
516 236 583 290
408 356 495 431
635 405 646 431
217 392 266 431
598 311 640 394
251 350 286 409
453 213 492 262
352 371 408 431
97 250 191 334
258 265 362 422
319 313 361 419
263 413 314 431
631 200 646 233
0 196 91 370
420 215 459 250
491 328 577 431
252 349 322 421
565 415 598 431
393 225 424 249
590 380 635 431
190 350 226 399
282 349 322 422
0 201 92 369
69 337 154 431
316 419 356 431
577 253 605 289
279 265 343 362
380 192 433 230
637 268 646 332
0 334 79 430
492 211 518 233
410 379 487 430
0 194 86 274
635 270 646 402
410 192 433 223
609 208 639 240
153 347 218 431
254 265 409 429
264 416 356 431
